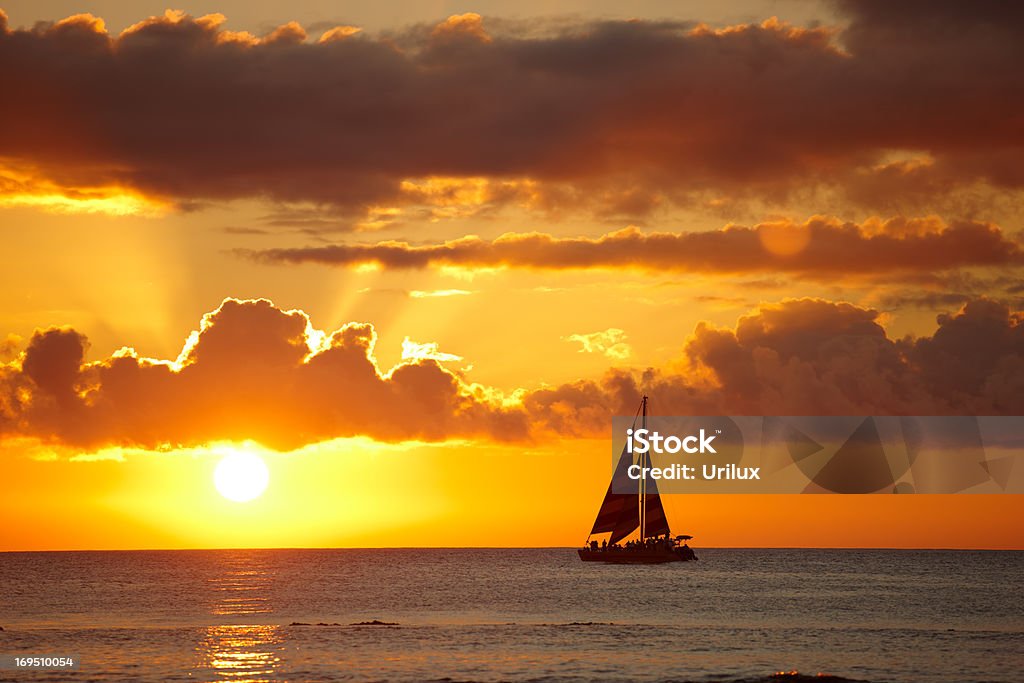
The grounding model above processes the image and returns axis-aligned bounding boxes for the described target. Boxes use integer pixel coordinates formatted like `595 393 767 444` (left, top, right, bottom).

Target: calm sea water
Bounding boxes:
0 548 1021 682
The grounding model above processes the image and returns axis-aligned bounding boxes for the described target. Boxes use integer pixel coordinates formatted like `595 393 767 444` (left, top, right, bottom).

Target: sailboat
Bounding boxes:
578 395 698 564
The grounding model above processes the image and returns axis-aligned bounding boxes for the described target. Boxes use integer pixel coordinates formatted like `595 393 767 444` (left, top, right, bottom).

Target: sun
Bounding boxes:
213 450 270 503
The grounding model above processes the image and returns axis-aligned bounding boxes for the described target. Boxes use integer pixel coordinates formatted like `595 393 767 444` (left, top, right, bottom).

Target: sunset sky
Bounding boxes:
1 1 1022 551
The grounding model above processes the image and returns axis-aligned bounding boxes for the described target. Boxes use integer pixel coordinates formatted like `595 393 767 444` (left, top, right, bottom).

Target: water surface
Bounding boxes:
1 548 1021 681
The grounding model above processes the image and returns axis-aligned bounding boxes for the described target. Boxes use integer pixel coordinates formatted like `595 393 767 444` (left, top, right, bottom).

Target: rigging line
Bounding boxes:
629 396 643 430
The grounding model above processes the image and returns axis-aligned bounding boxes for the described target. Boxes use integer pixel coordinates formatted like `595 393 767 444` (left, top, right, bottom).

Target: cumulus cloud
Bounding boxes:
401 337 463 363
0 3 1021 215
564 329 632 359
526 298 1024 435
2 296 1022 452
243 216 1024 278
0 298 527 450
0 334 21 361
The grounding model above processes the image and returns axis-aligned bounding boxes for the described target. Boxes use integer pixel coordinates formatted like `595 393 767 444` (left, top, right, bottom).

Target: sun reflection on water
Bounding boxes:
208 556 273 616
196 624 284 682
194 554 284 682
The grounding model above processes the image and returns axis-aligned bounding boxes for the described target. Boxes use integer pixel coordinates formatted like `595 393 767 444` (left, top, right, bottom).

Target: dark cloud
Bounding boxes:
2 296 1022 451
0 4 1021 213
872 272 1024 311
910 299 1024 411
242 216 1023 277
874 291 972 311
526 298 1024 435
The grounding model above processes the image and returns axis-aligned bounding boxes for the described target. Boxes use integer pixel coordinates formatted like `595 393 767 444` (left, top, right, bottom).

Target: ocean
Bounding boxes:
0 548 1021 682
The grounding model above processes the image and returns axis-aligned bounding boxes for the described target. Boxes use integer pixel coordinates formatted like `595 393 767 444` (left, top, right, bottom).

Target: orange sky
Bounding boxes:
1 2 1022 551
2 436 1020 551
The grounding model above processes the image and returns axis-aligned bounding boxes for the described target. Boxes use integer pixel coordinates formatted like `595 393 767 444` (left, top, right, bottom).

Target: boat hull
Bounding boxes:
577 548 696 564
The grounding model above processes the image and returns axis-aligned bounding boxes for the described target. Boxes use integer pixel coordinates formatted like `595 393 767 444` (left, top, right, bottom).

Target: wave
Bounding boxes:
420 674 869 683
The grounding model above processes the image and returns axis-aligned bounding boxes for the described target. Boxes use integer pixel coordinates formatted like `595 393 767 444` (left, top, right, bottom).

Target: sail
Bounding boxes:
642 471 671 539
590 443 639 543
589 397 674 545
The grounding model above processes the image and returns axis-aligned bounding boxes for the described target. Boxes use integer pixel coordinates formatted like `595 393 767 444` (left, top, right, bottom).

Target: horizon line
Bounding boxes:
2 545 1022 553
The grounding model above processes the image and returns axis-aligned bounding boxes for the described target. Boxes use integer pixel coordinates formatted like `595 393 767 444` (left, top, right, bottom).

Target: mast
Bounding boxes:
639 394 647 541
586 396 646 547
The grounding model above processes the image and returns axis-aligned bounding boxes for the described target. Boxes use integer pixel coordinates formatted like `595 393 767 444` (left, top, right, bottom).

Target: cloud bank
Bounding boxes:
2 296 1022 452
243 216 1023 278
1 2 1022 214
528 298 1024 436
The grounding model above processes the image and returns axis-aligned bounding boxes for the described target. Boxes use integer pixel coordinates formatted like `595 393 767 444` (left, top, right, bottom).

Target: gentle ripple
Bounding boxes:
0 548 1021 681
